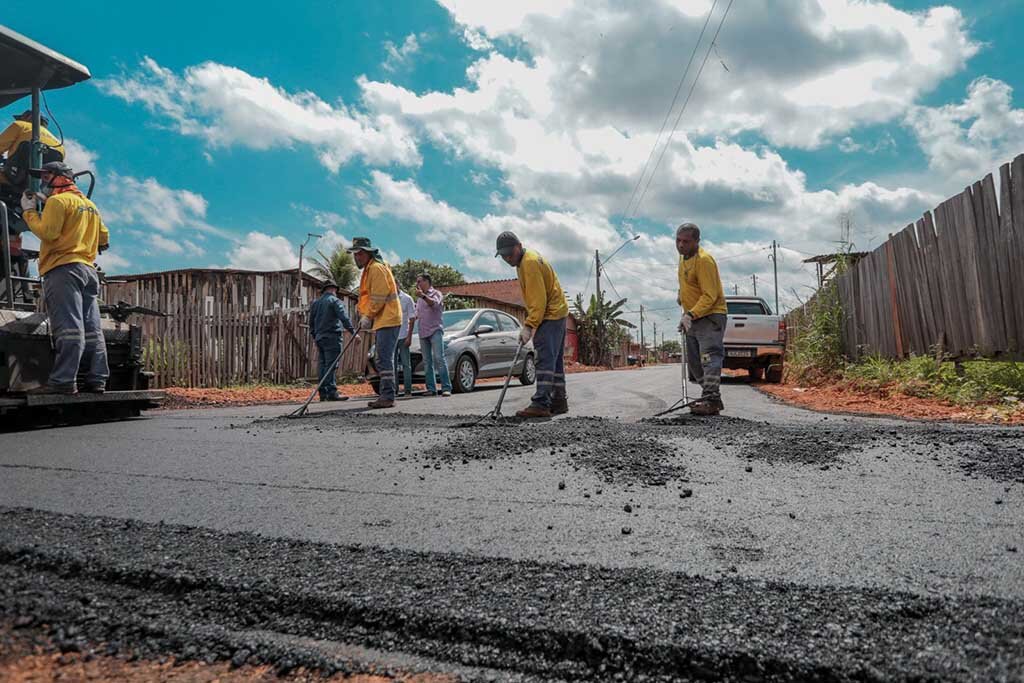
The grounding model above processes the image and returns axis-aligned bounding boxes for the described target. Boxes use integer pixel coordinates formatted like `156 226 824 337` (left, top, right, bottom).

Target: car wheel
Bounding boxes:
765 364 784 384
748 367 765 381
519 354 536 385
454 354 477 393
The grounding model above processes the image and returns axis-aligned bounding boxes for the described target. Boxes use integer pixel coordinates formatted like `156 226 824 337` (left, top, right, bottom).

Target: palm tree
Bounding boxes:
308 245 358 290
572 291 636 366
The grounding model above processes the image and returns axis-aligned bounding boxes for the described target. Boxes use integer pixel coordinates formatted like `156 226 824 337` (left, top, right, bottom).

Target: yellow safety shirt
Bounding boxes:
516 249 568 329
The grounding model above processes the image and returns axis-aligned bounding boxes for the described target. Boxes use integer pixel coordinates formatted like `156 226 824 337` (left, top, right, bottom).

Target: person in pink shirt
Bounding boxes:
415 273 452 396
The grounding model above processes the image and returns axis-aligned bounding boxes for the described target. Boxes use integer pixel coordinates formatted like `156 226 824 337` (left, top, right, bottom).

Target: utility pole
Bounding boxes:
733 283 739 295
771 240 779 314
751 273 758 297
653 321 657 360
639 304 645 362
594 249 604 365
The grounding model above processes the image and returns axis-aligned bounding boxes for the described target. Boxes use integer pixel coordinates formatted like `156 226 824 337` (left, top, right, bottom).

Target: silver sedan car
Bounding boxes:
366 308 536 393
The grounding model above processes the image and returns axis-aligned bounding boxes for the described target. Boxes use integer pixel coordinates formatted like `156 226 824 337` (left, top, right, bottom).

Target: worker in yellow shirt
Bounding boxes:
0 111 65 185
496 231 569 418
348 236 402 409
20 161 110 394
676 222 728 416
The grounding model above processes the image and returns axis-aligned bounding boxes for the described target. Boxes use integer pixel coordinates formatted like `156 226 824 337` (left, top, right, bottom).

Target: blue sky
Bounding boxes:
5 1 1023 327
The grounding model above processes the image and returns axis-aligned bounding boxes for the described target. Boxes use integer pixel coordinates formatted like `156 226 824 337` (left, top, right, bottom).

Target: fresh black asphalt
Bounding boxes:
1 366 1022 679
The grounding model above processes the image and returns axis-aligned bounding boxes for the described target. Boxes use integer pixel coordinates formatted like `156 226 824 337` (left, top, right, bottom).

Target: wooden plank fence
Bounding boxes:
100 268 369 388
133 309 371 388
834 154 1024 361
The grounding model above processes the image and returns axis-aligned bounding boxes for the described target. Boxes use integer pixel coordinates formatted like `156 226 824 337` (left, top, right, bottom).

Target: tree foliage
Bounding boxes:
389 258 476 310
308 245 357 291
391 259 466 292
572 291 635 366
658 339 682 355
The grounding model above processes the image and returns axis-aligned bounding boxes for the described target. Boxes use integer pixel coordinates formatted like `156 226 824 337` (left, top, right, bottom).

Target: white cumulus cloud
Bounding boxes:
431 0 977 148
383 34 422 72
228 232 299 271
101 173 229 240
906 77 1024 190
98 57 420 173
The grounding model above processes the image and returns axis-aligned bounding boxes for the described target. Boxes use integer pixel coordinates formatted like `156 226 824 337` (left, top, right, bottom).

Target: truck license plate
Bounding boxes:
727 349 754 357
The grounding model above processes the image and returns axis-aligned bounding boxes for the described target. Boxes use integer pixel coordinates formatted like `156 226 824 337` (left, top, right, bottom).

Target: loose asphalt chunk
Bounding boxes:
1 507 1022 682
252 411 1023 483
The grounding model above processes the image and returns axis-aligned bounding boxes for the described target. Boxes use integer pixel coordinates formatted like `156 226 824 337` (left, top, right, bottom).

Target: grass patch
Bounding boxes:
842 356 1024 407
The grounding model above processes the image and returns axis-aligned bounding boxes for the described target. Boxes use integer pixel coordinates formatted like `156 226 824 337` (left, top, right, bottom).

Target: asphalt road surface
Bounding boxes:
2 365 1023 680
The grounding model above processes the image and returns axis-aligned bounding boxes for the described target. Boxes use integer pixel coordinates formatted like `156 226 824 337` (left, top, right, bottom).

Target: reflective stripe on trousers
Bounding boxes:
43 262 109 388
373 325 400 401
530 317 567 409
686 313 726 401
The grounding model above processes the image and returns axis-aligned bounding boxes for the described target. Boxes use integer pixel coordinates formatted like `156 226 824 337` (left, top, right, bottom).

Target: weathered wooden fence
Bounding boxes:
132 309 372 388
838 154 1024 361
101 269 368 388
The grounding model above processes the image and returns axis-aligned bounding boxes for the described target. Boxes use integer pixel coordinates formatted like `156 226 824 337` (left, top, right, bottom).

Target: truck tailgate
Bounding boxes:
725 316 781 345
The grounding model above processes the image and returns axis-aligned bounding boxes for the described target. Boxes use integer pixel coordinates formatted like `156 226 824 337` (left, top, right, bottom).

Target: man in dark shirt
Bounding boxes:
308 280 356 401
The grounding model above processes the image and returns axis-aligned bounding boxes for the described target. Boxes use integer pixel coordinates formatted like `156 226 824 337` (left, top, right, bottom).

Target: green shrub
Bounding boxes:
840 353 1023 407
786 276 846 383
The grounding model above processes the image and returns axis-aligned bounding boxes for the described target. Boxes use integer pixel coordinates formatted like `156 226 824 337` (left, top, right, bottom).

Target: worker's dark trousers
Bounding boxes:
315 335 342 399
530 317 567 410
686 313 726 402
43 262 109 389
374 325 400 402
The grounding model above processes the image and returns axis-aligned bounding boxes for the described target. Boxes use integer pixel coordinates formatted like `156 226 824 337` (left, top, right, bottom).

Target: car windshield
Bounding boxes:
727 301 771 315
442 309 477 332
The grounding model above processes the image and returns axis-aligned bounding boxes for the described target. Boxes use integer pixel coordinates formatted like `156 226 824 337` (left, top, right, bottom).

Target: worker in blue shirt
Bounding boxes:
308 279 356 401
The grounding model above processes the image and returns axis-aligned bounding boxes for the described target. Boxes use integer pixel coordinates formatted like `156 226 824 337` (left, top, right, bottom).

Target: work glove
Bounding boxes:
404 335 412 348
519 326 534 345
20 192 37 213
678 312 693 334
359 316 373 330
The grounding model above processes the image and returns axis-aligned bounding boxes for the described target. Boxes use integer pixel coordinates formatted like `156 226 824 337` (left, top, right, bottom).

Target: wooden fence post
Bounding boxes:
885 237 904 358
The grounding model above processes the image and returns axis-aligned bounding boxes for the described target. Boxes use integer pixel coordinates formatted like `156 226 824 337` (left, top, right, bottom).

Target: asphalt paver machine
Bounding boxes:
0 25 165 424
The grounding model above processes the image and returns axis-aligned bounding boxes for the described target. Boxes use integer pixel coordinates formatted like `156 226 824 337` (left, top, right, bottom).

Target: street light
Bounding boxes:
296 232 322 304
601 233 641 267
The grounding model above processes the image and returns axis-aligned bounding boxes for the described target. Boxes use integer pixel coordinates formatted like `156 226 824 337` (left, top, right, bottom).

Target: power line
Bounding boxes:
603 262 652 283
602 268 624 302
619 0 720 222
581 257 595 299
629 0 735 220
624 305 678 314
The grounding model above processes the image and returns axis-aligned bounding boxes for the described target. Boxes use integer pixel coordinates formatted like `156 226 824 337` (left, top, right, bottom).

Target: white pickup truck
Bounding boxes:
723 296 786 382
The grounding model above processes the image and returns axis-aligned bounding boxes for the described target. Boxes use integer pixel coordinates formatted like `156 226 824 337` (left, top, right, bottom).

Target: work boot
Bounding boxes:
82 384 106 394
322 394 348 402
690 398 723 416
26 384 77 395
550 397 569 415
367 398 395 409
516 404 551 418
